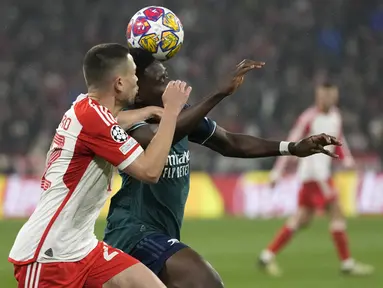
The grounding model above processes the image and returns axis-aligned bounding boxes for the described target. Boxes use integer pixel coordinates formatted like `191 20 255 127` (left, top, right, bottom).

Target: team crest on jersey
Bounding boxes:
111 125 128 143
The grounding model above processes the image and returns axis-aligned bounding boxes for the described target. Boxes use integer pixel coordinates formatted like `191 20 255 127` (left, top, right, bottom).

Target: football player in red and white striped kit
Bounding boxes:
8 43 191 288
259 82 374 276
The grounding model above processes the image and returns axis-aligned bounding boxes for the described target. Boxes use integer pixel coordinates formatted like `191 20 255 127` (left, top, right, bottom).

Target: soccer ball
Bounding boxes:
126 6 184 61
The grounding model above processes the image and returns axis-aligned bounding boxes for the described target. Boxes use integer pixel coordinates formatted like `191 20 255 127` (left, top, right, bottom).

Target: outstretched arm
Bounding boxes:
170 60 263 144
202 126 290 158
201 125 341 159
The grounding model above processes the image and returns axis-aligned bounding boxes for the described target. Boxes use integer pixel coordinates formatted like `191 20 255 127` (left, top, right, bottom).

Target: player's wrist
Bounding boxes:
279 141 296 156
213 89 230 98
163 106 181 118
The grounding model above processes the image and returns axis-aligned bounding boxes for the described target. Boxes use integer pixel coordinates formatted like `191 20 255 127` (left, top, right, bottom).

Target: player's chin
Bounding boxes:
128 97 137 106
122 95 135 107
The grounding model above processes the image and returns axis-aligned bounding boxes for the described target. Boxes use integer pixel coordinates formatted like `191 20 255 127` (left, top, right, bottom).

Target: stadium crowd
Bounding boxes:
0 0 382 175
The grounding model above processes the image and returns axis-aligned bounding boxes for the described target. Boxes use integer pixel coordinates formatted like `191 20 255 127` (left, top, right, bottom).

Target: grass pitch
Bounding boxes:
0 217 381 287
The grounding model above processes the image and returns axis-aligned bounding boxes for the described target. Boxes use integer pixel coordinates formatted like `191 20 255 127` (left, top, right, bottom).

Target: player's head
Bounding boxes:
83 43 138 106
129 48 169 107
315 81 339 111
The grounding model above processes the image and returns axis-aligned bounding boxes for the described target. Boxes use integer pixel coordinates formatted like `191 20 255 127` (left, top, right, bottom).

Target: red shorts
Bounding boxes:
13 241 139 288
298 179 337 209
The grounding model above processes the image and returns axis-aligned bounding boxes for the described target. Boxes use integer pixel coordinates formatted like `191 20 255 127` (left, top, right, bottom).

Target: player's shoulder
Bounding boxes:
329 107 343 124
331 106 342 116
73 94 118 132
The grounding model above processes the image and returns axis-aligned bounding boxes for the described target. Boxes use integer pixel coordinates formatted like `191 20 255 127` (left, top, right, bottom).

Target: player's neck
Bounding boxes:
320 108 331 114
88 91 120 117
316 104 331 114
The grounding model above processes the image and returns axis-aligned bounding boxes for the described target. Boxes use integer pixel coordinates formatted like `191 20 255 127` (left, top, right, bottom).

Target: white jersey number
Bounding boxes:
103 244 118 261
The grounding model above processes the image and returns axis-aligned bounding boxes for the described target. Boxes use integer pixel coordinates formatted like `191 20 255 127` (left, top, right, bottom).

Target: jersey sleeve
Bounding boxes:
126 121 149 133
77 102 143 171
189 117 217 145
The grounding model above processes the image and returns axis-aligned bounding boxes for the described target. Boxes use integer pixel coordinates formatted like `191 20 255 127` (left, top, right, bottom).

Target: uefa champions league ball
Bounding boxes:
126 6 184 61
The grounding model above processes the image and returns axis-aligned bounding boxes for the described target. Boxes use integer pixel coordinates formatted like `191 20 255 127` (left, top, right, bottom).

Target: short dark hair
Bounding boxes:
129 48 156 77
83 43 130 87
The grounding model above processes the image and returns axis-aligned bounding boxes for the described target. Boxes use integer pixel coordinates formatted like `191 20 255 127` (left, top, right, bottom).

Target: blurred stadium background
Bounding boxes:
0 0 382 287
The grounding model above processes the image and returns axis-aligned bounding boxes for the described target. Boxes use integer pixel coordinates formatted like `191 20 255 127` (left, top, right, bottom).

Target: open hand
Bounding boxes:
162 80 192 115
290 133 342 158
219 59 265 96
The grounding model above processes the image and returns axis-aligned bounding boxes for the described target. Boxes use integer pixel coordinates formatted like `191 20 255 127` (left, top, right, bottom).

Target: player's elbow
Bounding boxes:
213 140 237 157
144 175 160 184
142 170 161 183
123 162 160 183
218 135 248 158
133 171 160 184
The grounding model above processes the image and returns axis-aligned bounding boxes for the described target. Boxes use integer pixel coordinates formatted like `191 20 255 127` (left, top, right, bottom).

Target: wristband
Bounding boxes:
279 141 291 155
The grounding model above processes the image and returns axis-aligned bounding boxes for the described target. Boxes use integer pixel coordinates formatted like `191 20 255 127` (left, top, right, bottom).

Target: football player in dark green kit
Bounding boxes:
104 48 342 288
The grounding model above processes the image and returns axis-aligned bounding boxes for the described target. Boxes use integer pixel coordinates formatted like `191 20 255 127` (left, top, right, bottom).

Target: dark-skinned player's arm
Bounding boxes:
118 60 264 148
185 104 341 160
200 125 342 160
171 60 264 144
203 126 342 158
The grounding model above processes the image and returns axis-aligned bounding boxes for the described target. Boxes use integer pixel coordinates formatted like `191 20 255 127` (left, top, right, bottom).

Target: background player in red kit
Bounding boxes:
258 83 374 276
8 43 191 288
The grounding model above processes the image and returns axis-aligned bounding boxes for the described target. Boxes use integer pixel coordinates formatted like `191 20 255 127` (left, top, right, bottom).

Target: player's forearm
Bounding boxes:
117 108 154 131
220 134 294 158
141 109 178 181
173 92 226 143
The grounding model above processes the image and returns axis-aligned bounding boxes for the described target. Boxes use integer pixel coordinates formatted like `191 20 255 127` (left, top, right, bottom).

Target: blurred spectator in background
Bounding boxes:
0 0 382 175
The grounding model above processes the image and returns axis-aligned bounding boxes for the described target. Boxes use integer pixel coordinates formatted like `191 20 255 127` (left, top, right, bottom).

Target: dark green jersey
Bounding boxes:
104 117 216 253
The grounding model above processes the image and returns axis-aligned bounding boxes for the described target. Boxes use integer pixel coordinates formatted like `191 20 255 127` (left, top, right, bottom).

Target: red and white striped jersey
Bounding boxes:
271 107 354 182
9 94 143 265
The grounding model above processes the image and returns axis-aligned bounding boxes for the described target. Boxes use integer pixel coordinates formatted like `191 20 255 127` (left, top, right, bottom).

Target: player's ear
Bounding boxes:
114 77 123 94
